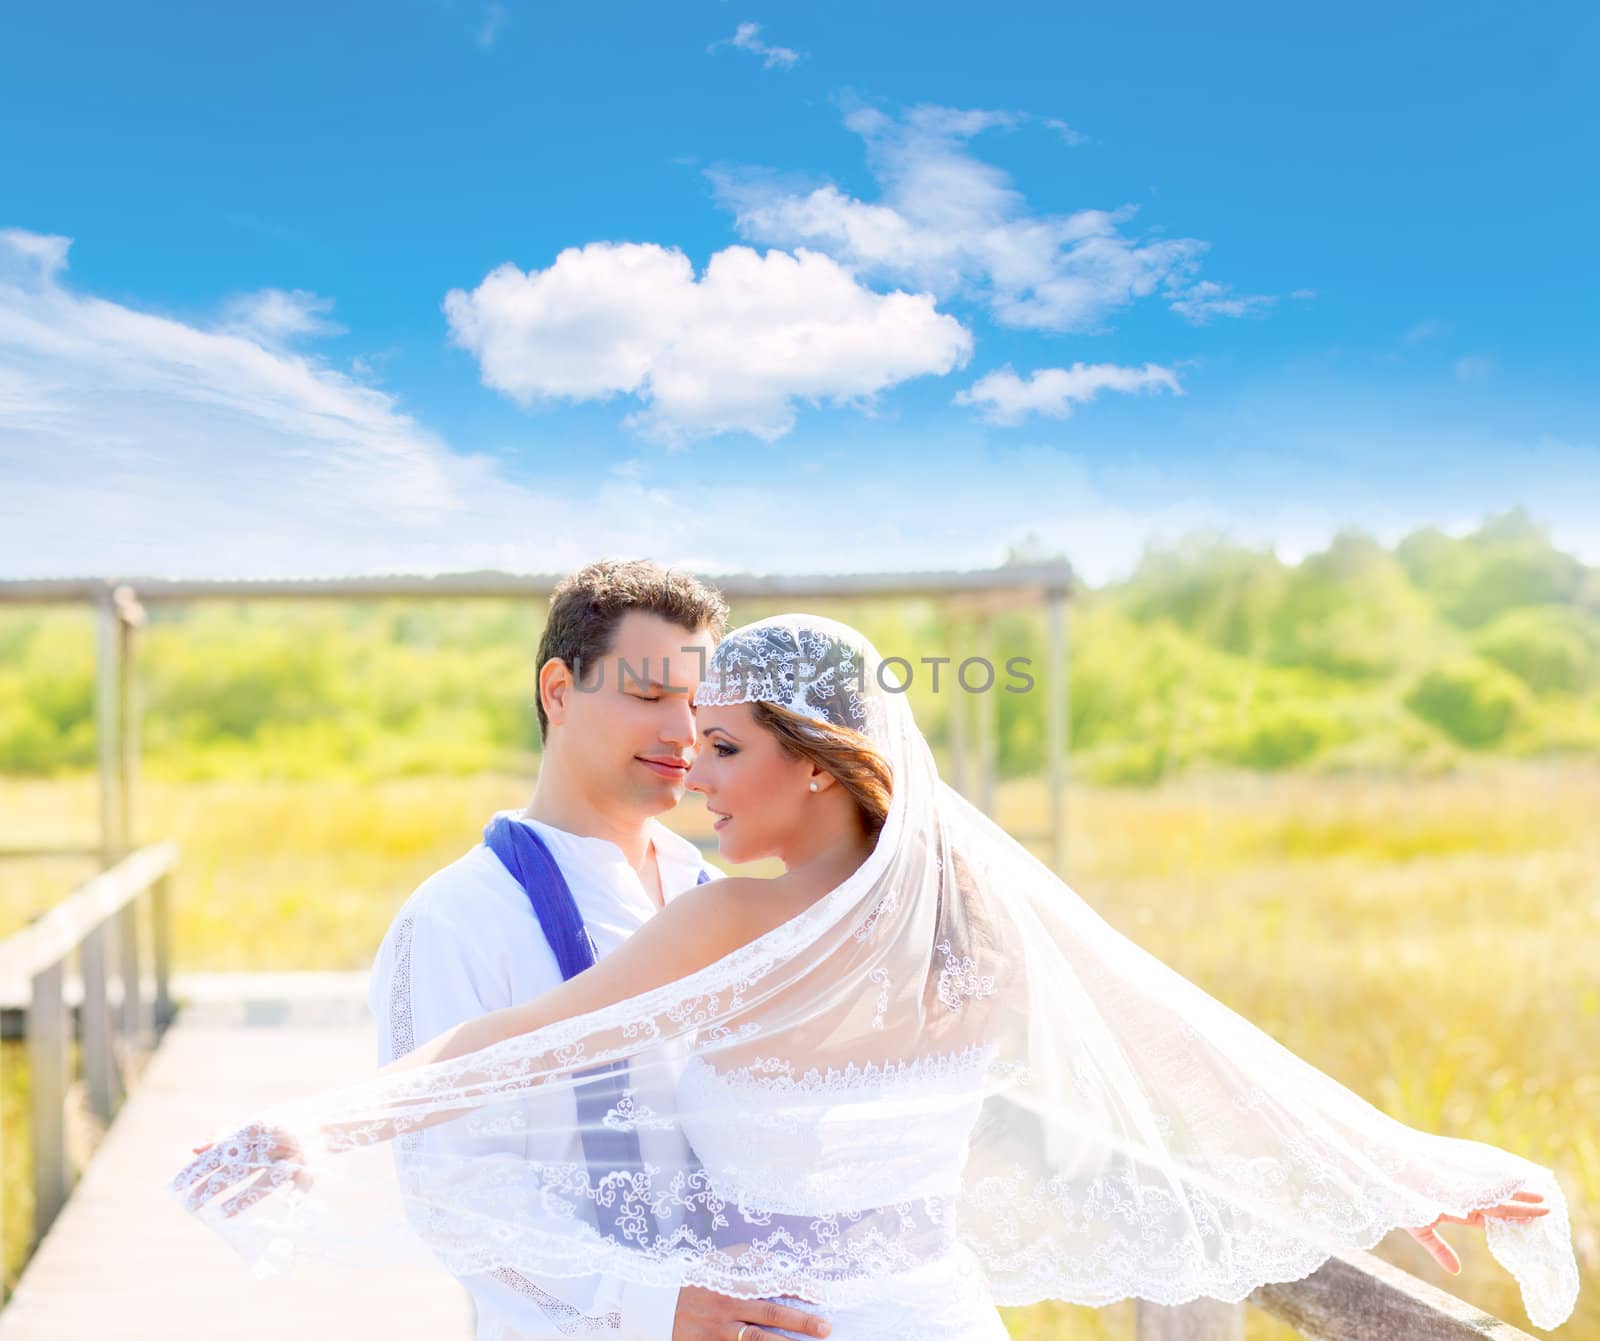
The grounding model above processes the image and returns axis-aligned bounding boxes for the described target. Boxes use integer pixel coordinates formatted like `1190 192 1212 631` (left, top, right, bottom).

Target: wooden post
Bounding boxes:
947 615 970 798
30 958 70 1242
79 924 120 1120
1134 1299 1245 1341
113 584 145 856
974 614 996 817
152 872 174 1030
118 901 145 1047
95 593 123 868
1047 586 1069 872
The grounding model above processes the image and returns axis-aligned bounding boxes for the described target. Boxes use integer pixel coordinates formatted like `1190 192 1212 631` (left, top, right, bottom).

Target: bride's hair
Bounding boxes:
748 701 893 841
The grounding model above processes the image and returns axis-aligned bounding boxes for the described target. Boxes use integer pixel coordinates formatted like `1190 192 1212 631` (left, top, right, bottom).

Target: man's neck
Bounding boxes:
522 771 655 872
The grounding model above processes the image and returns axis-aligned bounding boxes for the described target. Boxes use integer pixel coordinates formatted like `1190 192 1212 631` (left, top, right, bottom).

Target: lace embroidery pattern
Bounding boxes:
389 915 420 1156
603 1092 677 1133
488 1268 622 1334
934 938 995 1012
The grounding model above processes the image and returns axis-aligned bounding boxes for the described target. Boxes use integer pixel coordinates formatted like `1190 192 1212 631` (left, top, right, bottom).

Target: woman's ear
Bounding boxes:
808 767 838 793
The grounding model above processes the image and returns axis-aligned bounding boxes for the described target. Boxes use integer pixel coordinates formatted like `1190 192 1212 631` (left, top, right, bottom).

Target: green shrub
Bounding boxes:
1404 656 1530 747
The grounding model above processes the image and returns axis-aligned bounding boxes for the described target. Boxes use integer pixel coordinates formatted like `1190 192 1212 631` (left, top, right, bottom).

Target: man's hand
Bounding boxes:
1405 1189 1551 1274
672 1286 831 1341
169 1121 314 1218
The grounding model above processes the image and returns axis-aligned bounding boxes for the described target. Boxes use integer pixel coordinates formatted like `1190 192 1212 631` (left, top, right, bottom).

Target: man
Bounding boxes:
368 559 831 1341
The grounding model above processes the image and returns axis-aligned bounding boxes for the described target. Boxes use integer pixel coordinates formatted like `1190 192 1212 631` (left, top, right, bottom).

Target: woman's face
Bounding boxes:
684 701 817 865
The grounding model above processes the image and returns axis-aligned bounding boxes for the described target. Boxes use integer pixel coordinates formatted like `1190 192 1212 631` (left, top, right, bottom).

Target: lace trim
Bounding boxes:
682 1041 1000 1094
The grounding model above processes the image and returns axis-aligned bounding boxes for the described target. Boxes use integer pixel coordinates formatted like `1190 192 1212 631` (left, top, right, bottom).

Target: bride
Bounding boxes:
172 613 1577 1338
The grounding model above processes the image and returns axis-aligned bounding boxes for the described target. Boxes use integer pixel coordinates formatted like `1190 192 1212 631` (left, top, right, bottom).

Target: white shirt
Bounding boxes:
367 811 721 1341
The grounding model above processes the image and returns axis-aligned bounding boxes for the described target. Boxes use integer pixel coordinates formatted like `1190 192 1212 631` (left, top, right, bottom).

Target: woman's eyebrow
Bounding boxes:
701 725 738 741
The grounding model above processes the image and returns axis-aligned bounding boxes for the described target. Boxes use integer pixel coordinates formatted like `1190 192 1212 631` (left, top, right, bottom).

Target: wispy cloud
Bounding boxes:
708 22 803 69
478 3 506 49
1405 318 1449 346
443 241 971 443
1042 116 1089 146
955 362 1182 425
1454 354 1493 382
218 288 343 346
1167 278 1276 325
714 103 1273 333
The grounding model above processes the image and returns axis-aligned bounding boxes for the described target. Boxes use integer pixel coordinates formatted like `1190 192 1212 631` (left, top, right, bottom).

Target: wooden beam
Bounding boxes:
1135 1299 1243 1341
0 843 178 984
1247 1246 1539 1341
0 561 1080 607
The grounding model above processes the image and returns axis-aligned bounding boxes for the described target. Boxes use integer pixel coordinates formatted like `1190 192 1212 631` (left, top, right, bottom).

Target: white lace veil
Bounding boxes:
170 612 1579 1330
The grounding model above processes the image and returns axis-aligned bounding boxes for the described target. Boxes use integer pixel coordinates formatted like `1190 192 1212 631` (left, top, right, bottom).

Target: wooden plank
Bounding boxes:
1247 1246 1538 1340
0 994 474 1339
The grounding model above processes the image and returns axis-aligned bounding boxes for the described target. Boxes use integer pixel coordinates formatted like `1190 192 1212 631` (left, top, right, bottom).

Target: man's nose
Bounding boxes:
662 694 696 745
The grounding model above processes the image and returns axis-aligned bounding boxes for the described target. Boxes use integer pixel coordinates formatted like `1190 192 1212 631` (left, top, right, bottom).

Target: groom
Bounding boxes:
368 559 832 1341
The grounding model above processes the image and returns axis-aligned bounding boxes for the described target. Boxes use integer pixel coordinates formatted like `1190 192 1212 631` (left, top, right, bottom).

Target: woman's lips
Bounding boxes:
638 757 688 779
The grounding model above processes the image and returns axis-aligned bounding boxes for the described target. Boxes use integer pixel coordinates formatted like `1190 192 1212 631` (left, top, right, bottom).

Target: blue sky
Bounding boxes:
2 1 1596 585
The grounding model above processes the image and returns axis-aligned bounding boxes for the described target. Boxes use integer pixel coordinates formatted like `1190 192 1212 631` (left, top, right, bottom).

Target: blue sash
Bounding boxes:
482 814 711 1245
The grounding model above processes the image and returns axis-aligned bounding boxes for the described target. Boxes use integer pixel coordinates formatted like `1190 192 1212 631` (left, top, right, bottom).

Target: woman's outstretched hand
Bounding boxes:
170 1121 314 1218
1405 1189 1551 1274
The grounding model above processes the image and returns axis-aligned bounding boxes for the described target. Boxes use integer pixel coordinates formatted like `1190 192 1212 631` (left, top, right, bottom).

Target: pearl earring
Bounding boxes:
808 781 819 792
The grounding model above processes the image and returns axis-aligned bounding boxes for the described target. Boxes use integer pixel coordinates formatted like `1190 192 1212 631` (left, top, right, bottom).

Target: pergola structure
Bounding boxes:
0 561 1078 869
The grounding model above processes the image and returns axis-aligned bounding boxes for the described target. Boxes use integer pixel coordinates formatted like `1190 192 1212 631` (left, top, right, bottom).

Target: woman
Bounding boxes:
173 613 1577 1337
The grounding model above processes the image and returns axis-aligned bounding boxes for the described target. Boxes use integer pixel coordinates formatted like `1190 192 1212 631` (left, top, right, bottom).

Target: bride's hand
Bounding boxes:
1404 1189 1551 1274
170 1120 314 1218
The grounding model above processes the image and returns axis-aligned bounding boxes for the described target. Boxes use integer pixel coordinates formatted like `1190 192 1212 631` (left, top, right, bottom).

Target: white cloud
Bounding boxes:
442 241 972 443
708 22 803 69
0 229 747 577
714 104 1271 332
1454 354 1493 382
955 362 1182 425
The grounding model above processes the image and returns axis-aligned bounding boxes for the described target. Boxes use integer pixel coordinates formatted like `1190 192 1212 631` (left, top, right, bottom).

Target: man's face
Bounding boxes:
547 609 718 818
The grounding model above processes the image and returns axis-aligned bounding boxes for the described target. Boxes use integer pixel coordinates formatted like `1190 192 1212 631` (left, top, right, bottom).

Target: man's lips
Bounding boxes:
708 808 731 831
638 756 689 779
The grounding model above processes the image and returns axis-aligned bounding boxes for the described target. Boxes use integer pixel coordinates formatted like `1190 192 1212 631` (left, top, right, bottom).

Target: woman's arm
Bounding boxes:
388 874 766 1075
175 874 773 1216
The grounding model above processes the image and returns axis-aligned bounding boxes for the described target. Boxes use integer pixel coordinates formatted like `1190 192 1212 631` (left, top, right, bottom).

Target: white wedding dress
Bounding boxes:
674 1041 1010 1341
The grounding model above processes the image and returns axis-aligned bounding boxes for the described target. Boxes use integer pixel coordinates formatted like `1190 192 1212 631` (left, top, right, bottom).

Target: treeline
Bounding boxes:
1 508 1596 785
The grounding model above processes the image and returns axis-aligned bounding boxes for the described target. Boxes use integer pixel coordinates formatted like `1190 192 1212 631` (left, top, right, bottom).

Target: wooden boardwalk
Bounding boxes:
0 973 476 1339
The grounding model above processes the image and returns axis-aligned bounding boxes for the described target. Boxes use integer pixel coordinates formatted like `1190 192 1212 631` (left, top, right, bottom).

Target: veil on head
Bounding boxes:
171 613 1579 1330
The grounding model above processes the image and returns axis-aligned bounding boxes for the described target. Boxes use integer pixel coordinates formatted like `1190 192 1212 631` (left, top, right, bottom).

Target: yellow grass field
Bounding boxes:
0 763 1595 1337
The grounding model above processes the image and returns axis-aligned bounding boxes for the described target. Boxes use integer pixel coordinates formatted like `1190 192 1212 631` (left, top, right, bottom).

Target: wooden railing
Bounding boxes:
0 841 178 1259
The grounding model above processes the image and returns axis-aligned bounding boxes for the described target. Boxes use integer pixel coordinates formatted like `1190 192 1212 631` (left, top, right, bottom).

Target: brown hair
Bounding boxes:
749 701 894 841
535 559 729 743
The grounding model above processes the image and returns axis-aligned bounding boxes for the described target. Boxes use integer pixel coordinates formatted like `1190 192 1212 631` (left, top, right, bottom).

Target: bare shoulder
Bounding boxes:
668 874 794 953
